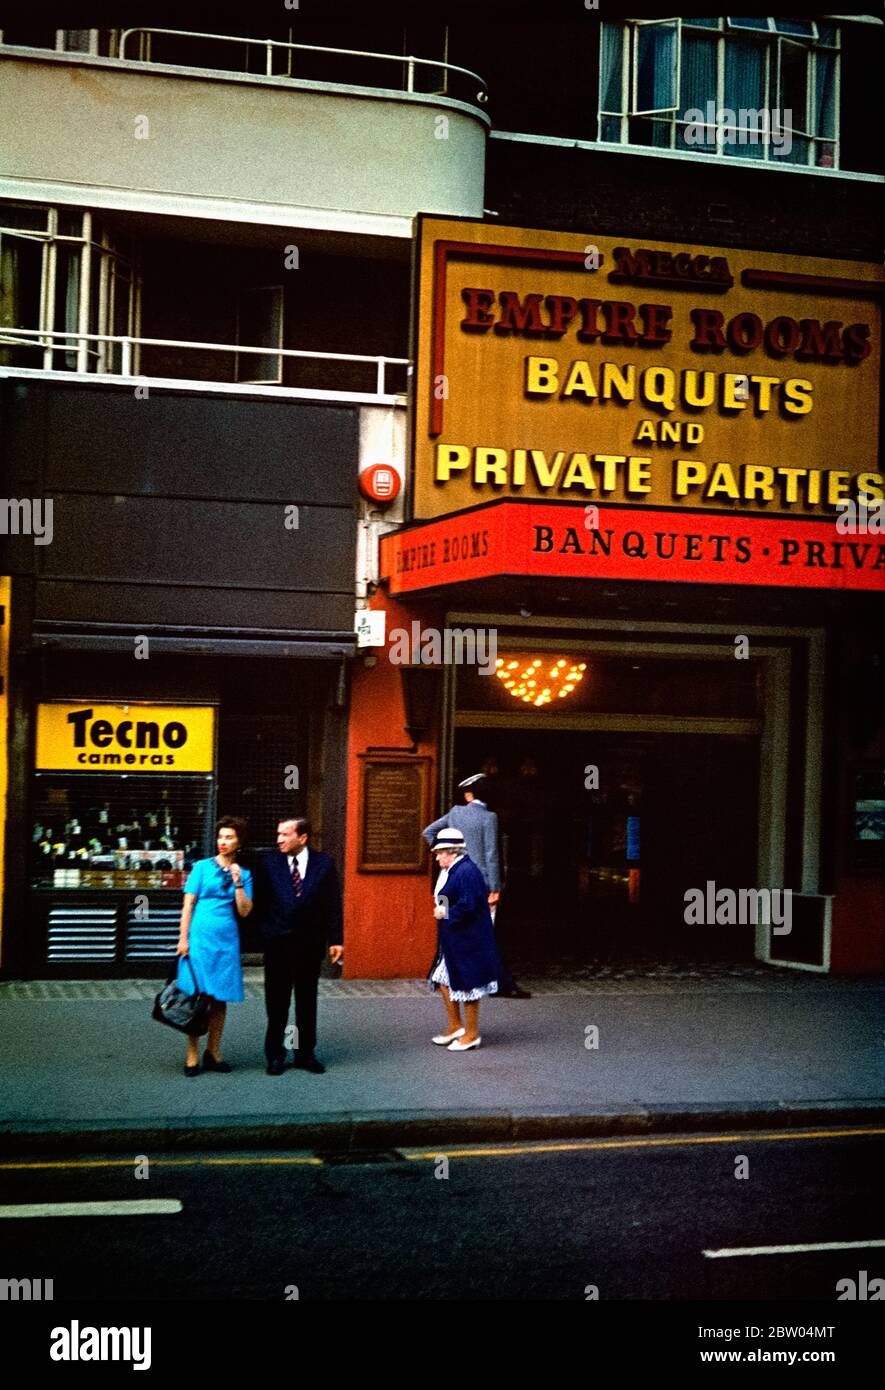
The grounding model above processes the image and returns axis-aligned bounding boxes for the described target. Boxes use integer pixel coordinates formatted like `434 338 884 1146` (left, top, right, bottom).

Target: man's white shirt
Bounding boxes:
288 848 309 880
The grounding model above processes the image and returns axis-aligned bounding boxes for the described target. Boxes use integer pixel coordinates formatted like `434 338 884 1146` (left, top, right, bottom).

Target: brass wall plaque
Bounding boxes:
359 756 430 872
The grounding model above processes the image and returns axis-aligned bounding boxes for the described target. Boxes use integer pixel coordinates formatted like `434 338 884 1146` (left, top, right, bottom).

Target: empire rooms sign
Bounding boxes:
412 216 883 522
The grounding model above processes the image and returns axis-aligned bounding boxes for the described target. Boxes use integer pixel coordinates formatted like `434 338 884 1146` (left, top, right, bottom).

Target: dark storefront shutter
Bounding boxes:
217 713 310 852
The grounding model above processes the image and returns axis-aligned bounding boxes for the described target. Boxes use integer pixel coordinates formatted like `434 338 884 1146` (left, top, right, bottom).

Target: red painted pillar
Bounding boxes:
343 591 445 977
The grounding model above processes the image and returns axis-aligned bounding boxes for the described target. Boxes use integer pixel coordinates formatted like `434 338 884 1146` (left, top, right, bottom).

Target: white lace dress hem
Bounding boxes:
430 955 498 1002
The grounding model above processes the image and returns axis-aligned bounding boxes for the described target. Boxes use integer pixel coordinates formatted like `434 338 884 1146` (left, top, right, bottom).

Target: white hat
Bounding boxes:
458 773 485 789
430 828 467 853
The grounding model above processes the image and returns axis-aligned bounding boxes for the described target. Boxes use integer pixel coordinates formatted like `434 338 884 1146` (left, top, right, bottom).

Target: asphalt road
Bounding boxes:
0 1129 883 1301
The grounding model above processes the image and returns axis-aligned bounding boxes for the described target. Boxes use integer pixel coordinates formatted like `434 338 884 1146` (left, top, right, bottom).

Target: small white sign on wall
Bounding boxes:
355 610 386 649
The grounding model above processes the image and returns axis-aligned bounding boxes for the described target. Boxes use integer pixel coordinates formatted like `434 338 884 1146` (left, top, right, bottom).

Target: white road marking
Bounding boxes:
0 1199 182 1219
704 1238 885 1259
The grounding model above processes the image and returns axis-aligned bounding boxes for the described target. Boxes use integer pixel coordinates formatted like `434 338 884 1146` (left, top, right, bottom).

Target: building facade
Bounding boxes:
1 11 882 978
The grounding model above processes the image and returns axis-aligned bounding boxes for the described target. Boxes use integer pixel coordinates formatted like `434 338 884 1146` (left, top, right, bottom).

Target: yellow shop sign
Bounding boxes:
36 703 216 772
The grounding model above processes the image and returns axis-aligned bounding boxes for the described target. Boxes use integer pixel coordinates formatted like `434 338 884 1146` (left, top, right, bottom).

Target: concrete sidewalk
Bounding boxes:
0 968 883 1154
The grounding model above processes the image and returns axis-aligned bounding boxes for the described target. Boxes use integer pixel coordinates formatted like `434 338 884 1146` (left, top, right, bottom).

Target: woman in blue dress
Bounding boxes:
176 816 252 1076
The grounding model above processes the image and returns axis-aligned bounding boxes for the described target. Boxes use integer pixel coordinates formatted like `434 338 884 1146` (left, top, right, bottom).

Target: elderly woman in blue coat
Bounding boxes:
428 827 500 1051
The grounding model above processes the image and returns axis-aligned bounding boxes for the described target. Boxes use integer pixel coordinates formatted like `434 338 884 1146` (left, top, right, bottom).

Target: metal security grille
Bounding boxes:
125 902 181 961
47 905 117 961
33 774 215 967
31 773 215 890
218 715 308 847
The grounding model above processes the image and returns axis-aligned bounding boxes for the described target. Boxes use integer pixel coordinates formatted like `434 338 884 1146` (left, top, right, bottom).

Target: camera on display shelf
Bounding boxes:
31 794 192 890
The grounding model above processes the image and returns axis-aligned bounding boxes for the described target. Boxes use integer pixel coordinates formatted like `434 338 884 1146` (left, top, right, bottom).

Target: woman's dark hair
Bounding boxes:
216 815 247 846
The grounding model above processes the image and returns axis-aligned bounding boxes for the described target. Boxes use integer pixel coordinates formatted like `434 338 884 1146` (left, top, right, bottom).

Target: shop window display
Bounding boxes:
32 775 213 891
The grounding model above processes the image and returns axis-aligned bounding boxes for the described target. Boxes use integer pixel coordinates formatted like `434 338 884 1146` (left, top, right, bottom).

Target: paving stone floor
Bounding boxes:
0 962 879 1001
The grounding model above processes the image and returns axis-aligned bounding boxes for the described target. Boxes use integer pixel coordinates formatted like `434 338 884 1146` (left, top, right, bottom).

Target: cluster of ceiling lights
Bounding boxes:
495 656 588 707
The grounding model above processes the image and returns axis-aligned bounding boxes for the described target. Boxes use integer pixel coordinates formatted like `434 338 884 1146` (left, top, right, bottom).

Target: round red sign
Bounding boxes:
359 463 401 505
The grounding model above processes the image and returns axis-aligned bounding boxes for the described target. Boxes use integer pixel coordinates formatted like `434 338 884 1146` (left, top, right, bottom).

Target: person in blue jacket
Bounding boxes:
422 774 501 899
428 827 500 1052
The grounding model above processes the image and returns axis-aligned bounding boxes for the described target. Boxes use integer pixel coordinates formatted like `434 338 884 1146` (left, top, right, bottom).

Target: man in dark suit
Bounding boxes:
257 816 343 1075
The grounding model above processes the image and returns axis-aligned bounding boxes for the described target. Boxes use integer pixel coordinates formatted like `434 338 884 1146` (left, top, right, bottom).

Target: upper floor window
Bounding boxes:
0 28 100 54
0 205 139 373
599 17 839 167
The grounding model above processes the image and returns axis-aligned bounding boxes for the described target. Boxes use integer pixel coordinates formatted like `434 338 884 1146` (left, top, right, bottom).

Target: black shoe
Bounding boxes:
184 1064 200 1077
203 1053 233 1073
498 986 532 999
266 1058 286 1076
294 1052 326 1074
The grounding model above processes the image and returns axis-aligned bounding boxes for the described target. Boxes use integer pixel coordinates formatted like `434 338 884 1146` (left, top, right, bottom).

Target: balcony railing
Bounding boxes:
0 328 409 401
116 27 488 109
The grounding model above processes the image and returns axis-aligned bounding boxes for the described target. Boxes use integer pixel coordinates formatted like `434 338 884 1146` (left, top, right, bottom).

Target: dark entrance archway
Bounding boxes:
453 727 759 972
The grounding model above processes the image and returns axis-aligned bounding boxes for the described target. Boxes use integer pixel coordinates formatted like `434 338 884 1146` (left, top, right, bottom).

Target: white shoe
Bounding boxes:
447 1036 481 1052
432 1027 465 1045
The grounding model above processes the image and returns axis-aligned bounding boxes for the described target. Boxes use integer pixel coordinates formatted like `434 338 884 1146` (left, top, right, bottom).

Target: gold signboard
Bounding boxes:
412 216 883 519
36 703 216 772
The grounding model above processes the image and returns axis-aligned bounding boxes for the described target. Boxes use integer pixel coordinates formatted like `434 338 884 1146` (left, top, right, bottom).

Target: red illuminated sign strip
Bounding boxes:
382 502 885 596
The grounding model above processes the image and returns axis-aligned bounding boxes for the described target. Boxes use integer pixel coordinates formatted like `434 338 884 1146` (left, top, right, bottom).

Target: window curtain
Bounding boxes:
724 38 765 158
61 30 95 53
680 33 717 147
0 233 43 366
814 48 836 137
636 23 676 112
0 238 20 366
53 244 81 369
0 238 21 331
599 23 623 115
813 46 836 165
779 39 809 163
